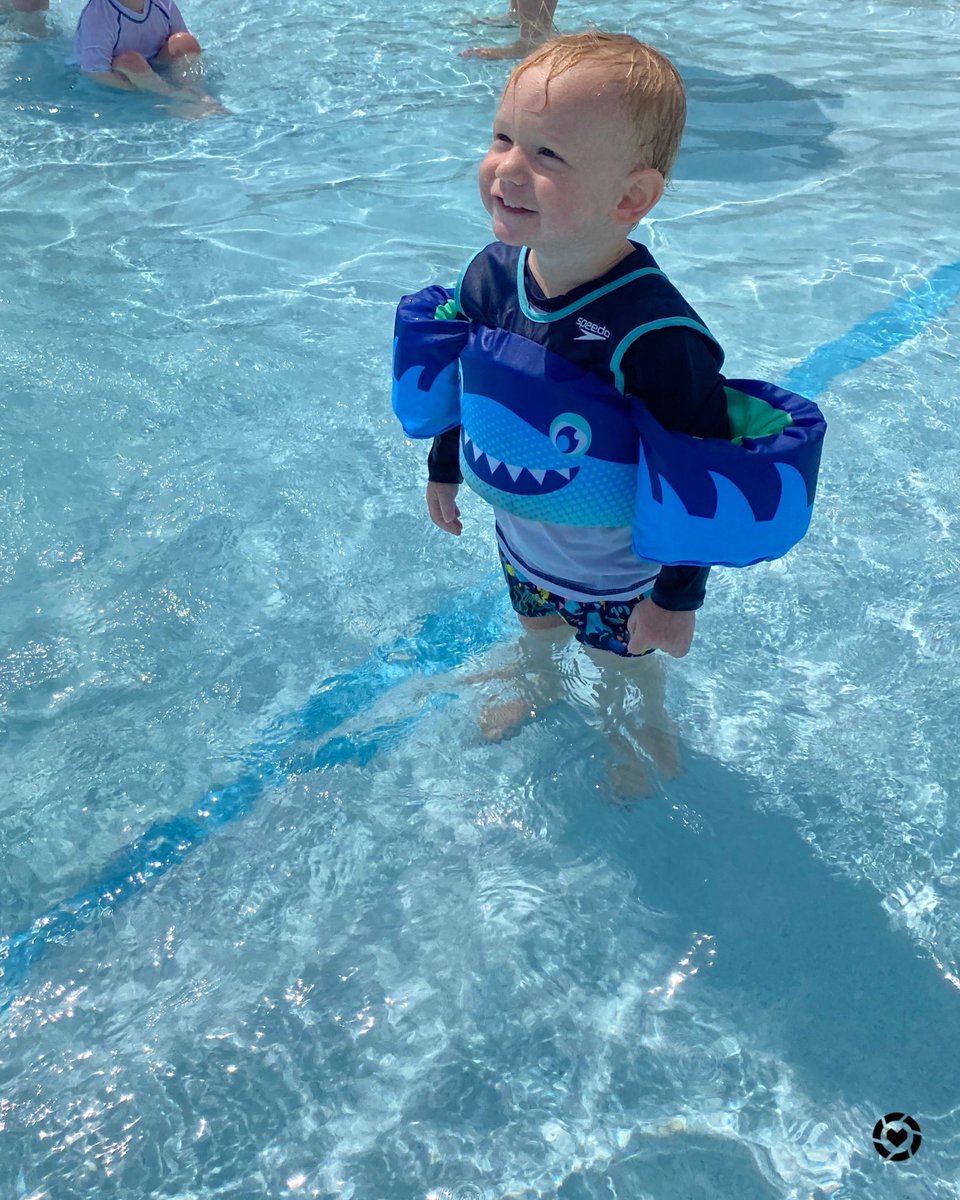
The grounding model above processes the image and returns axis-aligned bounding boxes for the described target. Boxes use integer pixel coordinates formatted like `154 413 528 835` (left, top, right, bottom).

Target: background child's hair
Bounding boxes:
509 32 686 181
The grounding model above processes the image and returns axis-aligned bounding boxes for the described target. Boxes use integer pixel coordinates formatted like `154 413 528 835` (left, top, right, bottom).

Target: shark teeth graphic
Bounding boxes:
461 431 580 496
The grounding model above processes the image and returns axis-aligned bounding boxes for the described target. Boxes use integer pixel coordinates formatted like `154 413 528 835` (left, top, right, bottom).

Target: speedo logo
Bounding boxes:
574 317 610 341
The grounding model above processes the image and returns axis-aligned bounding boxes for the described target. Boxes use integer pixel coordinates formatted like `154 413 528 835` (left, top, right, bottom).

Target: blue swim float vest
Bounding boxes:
392 269 825 569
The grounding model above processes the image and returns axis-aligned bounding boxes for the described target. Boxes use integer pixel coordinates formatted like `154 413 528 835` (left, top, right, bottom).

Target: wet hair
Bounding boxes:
508 32 686 180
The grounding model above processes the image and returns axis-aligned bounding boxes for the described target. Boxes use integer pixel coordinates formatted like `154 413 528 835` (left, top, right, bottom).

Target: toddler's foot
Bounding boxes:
472 11 520 25
606 755 658 802
601 713 681 801
168 95 230 120
469 664 554 741
635 721 682 781
478 695 539 742
460 37 541 60
603 730 658 800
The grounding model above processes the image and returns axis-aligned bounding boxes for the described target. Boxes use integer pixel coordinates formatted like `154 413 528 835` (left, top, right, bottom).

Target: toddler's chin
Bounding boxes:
491 223 526 246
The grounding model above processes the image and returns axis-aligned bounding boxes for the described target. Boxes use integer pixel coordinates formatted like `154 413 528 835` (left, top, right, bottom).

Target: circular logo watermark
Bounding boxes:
430 1186 485 1200
872 1113 921 1162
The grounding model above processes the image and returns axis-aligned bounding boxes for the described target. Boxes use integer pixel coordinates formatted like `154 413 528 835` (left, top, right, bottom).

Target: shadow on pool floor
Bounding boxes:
576 747 958 1119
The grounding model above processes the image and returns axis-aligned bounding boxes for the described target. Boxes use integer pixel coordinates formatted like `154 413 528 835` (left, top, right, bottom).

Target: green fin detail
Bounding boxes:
434 299 461 321
725 387 793 445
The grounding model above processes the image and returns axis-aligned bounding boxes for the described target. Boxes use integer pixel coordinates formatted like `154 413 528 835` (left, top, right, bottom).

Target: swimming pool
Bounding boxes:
1 0 958 1195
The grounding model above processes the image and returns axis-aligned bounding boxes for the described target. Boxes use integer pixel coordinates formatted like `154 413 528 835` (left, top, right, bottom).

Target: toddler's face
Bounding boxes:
479 63 638 255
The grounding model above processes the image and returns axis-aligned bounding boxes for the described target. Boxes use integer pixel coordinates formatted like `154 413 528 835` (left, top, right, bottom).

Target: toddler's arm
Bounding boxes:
426 482 462 536
623 324 729 649
425 426 463 535
392 284 468 533
627 597 695 657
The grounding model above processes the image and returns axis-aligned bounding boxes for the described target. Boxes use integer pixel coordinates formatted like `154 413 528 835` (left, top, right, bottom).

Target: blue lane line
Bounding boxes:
2 262 959 1008
0 586 507 1006
781 260 960 399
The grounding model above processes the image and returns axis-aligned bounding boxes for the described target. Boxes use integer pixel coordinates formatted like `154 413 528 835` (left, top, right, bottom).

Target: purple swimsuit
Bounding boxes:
71 0 188 74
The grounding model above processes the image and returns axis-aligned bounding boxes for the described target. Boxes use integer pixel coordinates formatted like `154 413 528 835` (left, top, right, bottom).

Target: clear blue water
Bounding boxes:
1 0 959 1196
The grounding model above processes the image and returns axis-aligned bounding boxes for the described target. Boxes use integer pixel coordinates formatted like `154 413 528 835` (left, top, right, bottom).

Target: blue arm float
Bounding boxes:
631 378 826 567
391 286 469 438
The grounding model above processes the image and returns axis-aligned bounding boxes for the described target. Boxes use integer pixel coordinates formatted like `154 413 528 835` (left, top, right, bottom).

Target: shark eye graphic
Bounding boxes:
549 413 592 456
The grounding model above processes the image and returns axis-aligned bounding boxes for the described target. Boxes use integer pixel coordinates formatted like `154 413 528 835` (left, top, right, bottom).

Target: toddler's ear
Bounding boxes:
615 167 665 226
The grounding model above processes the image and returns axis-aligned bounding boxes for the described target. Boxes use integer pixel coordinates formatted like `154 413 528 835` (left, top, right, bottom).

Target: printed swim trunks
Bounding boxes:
499 550 655 657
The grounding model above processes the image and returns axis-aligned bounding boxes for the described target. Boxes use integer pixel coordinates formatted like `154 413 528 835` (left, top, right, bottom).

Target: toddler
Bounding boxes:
71 0 221 111
392 33 824 738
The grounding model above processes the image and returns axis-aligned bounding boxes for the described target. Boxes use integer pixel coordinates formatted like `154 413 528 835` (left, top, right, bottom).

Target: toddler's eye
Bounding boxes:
538 147 562 161
549 414 591 456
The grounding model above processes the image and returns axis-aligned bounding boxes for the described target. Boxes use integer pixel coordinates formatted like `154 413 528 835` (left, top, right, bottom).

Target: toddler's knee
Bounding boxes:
113 49 150 73
166 31 201 56
12 0 49 11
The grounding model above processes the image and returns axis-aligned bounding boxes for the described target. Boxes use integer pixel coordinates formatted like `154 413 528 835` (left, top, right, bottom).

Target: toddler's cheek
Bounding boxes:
478 168 495 211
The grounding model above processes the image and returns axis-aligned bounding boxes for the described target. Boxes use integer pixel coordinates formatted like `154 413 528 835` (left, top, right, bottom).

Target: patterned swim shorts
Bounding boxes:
498 550 654 658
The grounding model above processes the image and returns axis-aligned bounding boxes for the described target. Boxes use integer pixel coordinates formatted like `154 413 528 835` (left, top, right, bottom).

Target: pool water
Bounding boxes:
1 0 959 1196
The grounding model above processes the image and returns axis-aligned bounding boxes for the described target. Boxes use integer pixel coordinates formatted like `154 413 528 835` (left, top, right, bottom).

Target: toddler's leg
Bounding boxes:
4 0 49 37
583 646 682 797
467 614 573 742
472 555 574 739
517 0 557 40
154 31 211 94
518 613 566 633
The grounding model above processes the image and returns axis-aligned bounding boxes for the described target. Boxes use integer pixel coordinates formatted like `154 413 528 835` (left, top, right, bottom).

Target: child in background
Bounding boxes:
474 0 519 27
1 0 49 38
462 0 557 60
71 0 223 112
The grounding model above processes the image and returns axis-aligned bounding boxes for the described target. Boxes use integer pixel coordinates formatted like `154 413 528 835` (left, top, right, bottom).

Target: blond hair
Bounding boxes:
509 32 686 180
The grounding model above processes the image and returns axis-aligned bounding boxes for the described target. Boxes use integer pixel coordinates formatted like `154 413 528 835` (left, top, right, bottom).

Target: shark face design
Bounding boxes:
460 391 638 527
461 415 585 498
457 329 641 526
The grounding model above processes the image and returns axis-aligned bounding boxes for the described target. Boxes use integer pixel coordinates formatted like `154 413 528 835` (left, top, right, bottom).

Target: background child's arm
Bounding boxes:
75 5 129 82
82 70 135 89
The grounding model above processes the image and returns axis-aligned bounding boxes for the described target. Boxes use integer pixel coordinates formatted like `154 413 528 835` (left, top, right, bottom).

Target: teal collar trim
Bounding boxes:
516 247 668 323
610 317 723 393
454 247 486 319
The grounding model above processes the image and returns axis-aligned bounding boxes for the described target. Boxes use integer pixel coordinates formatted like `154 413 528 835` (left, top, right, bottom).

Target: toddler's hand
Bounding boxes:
426 481 462 536
627 597 695 657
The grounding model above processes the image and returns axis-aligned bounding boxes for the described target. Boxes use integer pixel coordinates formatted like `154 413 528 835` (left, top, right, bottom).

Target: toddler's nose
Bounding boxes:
496 145 528 184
